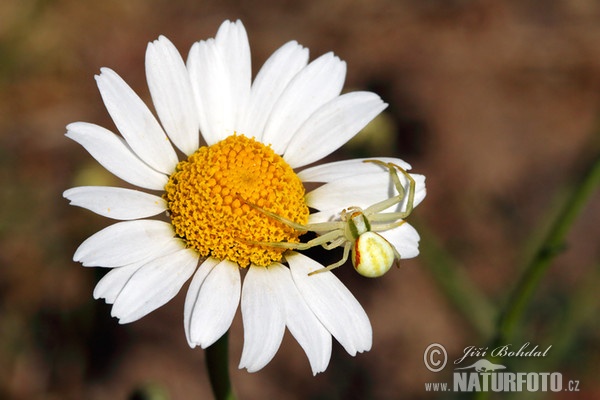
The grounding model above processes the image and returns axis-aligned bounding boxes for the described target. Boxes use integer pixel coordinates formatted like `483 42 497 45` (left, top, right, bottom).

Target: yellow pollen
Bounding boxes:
164 134 308 267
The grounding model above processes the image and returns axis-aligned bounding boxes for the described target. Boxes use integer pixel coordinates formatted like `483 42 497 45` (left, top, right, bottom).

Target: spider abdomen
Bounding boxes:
352 231 396 278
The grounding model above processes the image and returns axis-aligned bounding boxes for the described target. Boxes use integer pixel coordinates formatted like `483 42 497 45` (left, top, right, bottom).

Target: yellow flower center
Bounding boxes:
164 134 308 268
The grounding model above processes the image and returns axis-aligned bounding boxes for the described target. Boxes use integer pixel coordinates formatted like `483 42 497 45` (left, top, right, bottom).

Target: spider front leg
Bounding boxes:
247 228 345 252
237 196 347 251
362 160 416 222
239 197 344 234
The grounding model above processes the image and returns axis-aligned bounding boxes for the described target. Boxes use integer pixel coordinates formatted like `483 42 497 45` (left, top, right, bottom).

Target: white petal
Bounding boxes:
287 252 372 356
305 171 426 212
379 222 421 260
111 248 199 323
93 262 144 304
239 265 286 372
187 39 232 145
146 36 200 155
269 264 331 375
237 41 309 140
298 157 412 182
414 174 427 204
95 68 179 174
285 92 387 168
187 21 251 147
305 172 394 212
184 257 220 347
214 20 251 131
66 122 168 190
63 186 166 220
74 220 180 267
187 259 241 348
262 52 346 153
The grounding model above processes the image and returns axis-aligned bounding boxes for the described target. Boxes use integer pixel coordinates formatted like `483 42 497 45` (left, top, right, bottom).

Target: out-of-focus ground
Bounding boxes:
1 0 599 399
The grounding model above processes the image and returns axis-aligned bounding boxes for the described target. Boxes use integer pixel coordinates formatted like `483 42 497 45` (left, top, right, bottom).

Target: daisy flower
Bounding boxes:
64 19 425 375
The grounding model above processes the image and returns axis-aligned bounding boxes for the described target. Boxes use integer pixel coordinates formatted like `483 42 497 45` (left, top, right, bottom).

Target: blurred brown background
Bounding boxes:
1 0 599 399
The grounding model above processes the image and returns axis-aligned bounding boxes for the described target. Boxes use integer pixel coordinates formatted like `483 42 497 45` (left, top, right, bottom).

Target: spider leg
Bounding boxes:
303 220 348 233
246 229 344 251
370 219 406 232
239 198 309 231
239 196 344 233
308 242 352 276
322 236 348 250
391 245 402 268
363 160 416 221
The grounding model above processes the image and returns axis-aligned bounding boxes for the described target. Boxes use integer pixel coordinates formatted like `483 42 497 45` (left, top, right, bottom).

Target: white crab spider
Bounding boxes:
244 160 416 278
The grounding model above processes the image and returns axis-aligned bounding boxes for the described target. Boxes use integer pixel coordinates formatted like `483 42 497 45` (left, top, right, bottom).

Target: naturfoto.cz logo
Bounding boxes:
423 342 580 393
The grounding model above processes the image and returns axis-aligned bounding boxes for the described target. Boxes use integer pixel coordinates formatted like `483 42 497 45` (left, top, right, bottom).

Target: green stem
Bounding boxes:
543 262 600 367
495 153 600 346
205 332 236 400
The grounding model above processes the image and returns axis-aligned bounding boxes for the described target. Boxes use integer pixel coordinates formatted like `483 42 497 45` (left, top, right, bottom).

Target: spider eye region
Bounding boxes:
352 232 396 278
